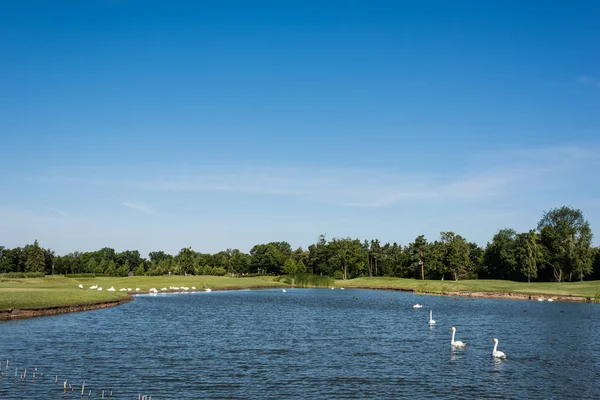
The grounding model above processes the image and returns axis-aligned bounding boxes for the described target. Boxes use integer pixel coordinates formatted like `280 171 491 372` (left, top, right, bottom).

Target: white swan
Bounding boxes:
428 310 436 325
282 289 287 293
78 284 83 289
107 286 115 292
450 327 466 347
89 285 98 290
492 338 506 358
413 304 423 308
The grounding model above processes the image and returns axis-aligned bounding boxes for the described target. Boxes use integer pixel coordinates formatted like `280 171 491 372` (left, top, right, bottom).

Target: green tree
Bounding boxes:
250 243 288 274
440 232 471 281
468 242 485 279
25 240 46 273
282 258 298 275
515 230 543 282
117 261 130 277
407 235 428 280
307 234 331 276
176 247 197 275
538 206 594 282
328 237 366 280
105 260 117 276
484 229 518 279
134 262 145 277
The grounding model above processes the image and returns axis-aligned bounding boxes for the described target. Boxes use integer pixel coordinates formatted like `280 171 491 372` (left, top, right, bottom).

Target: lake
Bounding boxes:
1 288 599 399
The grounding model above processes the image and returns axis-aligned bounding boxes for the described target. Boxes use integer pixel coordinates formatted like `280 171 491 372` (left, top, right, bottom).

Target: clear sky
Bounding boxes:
1 0 599 256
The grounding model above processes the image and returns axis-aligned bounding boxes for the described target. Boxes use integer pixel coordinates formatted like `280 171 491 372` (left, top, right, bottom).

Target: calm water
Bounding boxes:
1 288 599 399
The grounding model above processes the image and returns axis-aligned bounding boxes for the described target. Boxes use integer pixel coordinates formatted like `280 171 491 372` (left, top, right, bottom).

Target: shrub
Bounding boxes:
0 272 46 278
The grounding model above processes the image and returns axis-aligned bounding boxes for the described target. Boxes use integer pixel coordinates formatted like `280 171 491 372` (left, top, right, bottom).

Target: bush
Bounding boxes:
0 272 46 278
333 270 344 280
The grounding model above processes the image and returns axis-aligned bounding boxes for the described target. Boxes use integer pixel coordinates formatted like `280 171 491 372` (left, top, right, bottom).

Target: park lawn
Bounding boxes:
335 277 600 299
0 275 286 310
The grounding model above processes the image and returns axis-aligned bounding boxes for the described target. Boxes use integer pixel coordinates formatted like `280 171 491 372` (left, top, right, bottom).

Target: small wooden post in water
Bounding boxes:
64 380 68 393
81 380 85 396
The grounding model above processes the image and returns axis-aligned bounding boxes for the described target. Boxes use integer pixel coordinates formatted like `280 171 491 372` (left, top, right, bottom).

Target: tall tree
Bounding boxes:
176 247 197 275
538 206 594 282
440 232 471 281
307 234 331 276
515 230 543 282
484 229 518 279
407 235 428 280
328 237 366 280
24 240 46 273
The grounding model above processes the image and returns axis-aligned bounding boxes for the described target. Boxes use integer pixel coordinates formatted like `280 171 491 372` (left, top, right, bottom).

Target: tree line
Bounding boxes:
1 206 599 282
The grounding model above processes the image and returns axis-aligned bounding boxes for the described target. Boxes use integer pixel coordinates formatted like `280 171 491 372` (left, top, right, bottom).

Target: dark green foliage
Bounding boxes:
0 206 595 282
0 272 46 278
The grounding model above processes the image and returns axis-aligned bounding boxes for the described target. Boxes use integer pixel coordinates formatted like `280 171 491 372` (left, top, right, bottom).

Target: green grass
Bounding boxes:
0 275 286 310
3 275 599 310
335 277 600 298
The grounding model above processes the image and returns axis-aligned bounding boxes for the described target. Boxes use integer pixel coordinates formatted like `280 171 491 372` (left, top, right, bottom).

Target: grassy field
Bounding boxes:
0 275 286 310
334 277 600 299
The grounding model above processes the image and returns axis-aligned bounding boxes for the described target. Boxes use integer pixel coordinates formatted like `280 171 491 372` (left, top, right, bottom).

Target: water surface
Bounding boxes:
1 288 599 399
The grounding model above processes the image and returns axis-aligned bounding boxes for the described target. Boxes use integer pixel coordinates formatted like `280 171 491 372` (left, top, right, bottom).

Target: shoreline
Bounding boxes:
345 286 594 303
1 285 596 322
0 296 134 321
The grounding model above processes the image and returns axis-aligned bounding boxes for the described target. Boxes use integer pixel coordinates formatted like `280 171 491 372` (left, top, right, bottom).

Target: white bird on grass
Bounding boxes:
97 287 103 291
450 327 466 348
89 285 98 290
78 284 83 289
107 286 115 292
492 338 506 358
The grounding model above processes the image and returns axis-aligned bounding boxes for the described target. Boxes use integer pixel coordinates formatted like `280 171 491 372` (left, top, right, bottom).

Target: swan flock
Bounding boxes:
417 304 507 358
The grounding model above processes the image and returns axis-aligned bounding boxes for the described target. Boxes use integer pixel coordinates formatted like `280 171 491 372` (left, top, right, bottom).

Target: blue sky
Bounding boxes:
1 0 599 256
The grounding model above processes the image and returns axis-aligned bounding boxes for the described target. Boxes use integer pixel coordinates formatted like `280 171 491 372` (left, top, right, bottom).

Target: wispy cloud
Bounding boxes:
122 201 160 215
43 206 69 217
44 143 599 209
577 75 600 89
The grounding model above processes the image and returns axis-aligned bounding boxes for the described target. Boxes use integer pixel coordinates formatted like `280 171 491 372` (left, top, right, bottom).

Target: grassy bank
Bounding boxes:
0 275 286 310
334 277 600 299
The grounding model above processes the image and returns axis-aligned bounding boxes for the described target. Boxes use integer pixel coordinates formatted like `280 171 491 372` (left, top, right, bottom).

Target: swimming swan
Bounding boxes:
450 327 466 347
492 338 506 358
428 310 436 325
413 304 423 308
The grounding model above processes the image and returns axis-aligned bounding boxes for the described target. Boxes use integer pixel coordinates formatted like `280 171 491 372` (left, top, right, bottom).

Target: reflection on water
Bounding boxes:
1 288 600 399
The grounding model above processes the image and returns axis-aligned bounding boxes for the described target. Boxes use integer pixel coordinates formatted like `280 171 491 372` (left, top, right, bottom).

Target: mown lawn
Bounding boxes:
335 277 600 299
0 275 286 309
